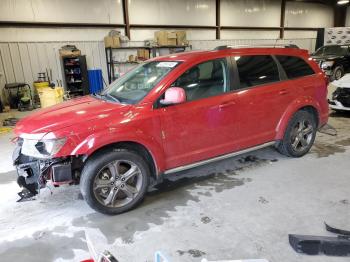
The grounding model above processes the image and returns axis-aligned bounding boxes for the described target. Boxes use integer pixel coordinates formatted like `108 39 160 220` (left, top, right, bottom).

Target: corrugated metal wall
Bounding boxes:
0 41 109 103
0 41 108 85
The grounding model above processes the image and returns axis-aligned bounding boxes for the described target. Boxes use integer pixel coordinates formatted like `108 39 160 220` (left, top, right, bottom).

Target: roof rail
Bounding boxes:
214 44 299 50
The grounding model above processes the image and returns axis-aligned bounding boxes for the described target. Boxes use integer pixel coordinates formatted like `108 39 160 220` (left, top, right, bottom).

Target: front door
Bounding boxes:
158 58 238 170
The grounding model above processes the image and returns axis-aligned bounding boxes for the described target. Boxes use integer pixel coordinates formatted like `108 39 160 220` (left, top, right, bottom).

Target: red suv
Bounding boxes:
13 46 328 214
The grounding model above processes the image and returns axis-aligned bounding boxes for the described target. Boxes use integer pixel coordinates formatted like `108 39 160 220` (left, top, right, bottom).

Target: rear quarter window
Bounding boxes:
276 55 315 79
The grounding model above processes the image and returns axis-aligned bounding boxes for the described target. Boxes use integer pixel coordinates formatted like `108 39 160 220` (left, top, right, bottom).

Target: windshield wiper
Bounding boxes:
91 93 102 99
104 93 120 103
91 93 120 103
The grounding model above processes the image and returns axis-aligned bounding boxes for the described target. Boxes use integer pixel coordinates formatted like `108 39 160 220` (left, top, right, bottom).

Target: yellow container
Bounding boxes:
38 87 64 108
33 81 50 93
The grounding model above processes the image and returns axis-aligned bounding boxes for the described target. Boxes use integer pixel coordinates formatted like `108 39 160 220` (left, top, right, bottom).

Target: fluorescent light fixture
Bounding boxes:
338 0 349 5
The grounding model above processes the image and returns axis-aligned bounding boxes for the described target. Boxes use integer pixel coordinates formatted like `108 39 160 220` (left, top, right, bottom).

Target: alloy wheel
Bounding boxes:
335 69 342 80
93 160 143 208
290 119 314 152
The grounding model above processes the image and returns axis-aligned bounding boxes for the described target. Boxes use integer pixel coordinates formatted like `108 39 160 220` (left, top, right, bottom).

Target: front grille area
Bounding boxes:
333 87 350 107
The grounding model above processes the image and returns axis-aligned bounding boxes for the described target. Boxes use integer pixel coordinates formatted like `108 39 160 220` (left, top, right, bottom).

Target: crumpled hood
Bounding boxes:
15 96 131 135
332 74 350 89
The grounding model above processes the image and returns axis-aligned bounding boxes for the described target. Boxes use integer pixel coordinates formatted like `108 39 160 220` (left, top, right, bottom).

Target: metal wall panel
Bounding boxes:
221 30 280 40
284 30 318 39
0 0 123 24
221 0 281 27
8 43 25 83
129 0 216 26
0 44 15 83
285 2 333 28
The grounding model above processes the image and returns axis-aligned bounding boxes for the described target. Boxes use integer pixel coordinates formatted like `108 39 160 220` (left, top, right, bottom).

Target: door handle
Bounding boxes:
279 89 289 95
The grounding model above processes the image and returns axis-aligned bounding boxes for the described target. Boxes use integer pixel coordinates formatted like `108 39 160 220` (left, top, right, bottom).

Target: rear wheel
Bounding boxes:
80 149 150 215
277 110 317 157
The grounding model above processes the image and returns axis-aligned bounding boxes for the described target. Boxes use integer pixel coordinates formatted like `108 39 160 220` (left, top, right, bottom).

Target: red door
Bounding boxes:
235 81 293 150
232 55 294 150
159 93 238 170
158 58 238 170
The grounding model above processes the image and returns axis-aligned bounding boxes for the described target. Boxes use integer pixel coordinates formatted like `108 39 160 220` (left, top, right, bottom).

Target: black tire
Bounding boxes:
332 66 344 81
277 110 317 157
80 149 150 215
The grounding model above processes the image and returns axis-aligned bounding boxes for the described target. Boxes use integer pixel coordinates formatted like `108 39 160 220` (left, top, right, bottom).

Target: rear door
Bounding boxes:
232 55 294 150
158 58 239 170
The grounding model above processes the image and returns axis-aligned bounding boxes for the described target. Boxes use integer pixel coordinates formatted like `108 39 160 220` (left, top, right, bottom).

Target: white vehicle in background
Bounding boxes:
328 74 350 111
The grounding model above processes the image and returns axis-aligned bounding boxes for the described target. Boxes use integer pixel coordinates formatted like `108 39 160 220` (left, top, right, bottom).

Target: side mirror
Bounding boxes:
160 87 186 105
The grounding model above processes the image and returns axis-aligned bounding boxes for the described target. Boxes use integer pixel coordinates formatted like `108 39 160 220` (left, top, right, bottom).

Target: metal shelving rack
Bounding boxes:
105 45 191 84
62 55 89 96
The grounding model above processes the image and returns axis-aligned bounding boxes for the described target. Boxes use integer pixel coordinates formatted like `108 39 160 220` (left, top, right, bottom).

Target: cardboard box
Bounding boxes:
155 31 168 46
104 36 120 48
153 30 188 46
137 49 150 60
128 55 138 62
176 31 187 46
167 32 177 46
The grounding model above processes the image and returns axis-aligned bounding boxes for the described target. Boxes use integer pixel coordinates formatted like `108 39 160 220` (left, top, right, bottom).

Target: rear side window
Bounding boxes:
276 55 315 79
235 55 280 89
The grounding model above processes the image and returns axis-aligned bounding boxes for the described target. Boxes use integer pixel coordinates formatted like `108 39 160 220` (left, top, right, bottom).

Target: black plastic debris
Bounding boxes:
325 222 350 237
289 223 350 256
238 155 258 163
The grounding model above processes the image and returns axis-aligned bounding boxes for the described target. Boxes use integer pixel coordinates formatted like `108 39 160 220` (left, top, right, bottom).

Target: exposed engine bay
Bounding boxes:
13 138 84 201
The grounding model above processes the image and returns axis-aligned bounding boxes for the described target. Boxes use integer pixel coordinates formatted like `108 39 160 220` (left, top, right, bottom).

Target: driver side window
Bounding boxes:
172 59 229 102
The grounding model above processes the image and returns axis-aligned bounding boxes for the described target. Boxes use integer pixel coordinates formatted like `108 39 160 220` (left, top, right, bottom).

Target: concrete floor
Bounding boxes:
0 110 349 262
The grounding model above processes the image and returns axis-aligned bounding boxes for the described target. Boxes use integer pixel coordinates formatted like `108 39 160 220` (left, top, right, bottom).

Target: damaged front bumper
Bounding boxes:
329 87 350 110
13 145 81 201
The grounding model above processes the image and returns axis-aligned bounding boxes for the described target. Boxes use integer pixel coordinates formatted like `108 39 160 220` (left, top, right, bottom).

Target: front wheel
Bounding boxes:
277 110 317 157
80 149 150 215
332 66 344 81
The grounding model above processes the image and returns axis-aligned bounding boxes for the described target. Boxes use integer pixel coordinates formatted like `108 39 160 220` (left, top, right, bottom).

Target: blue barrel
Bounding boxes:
88 69 103 94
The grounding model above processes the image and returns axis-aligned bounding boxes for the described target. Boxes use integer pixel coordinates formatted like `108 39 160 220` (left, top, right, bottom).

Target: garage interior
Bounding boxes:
0 0 350 261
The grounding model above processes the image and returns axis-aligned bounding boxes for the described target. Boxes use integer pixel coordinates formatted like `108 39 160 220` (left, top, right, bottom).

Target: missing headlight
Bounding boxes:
35 141 49 155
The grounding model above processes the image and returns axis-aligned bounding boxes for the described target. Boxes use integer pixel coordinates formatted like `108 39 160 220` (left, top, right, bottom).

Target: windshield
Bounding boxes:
314 45 349 56
102 61 180 104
